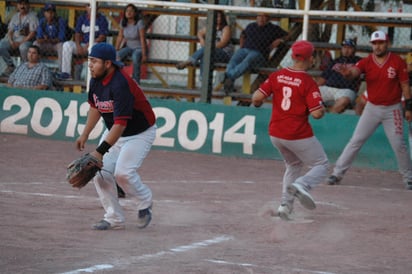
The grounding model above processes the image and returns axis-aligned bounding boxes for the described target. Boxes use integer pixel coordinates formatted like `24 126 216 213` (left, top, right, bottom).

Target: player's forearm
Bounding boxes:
401 82 411 100
104 124 126 145
82 107 101 137
310 108 325 119
252 90 265 107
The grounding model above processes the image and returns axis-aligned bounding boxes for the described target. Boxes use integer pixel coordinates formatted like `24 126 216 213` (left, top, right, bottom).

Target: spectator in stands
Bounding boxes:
55 2 108 80
34 3 69 73
316 39 362 113
7 45 52 89
222 13 288 95
175 10 233 79
0 0 38 77
115 4 147 84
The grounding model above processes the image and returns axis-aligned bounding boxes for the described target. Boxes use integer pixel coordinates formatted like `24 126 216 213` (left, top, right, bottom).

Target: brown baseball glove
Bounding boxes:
66 153 103 189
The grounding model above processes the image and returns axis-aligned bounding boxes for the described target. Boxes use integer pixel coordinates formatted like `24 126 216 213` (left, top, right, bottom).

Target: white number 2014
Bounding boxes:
154 107 256 155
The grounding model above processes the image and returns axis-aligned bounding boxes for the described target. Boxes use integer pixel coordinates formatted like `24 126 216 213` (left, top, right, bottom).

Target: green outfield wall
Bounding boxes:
0 87 405 170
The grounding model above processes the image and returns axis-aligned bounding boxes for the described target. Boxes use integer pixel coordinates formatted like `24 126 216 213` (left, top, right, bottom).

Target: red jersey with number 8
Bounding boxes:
259 67 324 140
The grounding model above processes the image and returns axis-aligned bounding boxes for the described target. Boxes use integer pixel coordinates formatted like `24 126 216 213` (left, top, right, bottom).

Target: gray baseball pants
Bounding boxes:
271 136 329 204
332 102 412 183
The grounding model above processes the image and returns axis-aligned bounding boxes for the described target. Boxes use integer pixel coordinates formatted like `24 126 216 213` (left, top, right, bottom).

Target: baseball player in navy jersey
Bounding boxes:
75 43 157 230
327 31 412 190
252 40 328 220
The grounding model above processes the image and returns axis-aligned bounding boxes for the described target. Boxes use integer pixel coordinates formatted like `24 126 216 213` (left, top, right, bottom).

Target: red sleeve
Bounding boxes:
306 76 324 112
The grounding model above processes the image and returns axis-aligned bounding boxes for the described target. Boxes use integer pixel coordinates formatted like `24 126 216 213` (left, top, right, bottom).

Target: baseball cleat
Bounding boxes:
137 205 152 229
287 183 316 210
327 175 341 185
92 220 125 230
277 203 293 221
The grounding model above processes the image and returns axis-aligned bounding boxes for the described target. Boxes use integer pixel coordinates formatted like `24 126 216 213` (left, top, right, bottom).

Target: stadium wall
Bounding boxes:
0 88 403 171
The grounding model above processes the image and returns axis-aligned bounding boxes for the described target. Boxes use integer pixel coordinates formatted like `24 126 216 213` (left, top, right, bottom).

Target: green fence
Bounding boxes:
0 87 404 170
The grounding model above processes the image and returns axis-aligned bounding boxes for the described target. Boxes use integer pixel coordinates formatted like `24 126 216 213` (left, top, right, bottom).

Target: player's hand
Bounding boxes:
338 66 351 78
75 134 88 151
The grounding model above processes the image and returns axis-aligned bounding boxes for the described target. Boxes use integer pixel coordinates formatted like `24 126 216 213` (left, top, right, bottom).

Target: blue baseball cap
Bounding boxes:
43 3 56 11
341 39 356 48
89 43 124 68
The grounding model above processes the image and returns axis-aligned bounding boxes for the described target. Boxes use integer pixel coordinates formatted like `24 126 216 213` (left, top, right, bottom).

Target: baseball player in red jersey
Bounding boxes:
75 43 157 230
252 40 328 220
327 31 412 190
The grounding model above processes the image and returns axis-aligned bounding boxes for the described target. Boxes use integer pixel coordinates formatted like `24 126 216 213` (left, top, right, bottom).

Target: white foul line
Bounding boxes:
60 235 233 274
59 264 113 274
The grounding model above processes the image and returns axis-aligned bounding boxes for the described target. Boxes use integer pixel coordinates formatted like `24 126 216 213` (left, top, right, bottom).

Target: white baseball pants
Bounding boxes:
93 125 156 226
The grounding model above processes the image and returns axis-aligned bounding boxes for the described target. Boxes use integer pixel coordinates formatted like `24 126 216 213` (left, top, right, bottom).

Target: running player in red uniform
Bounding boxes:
327 31 412 190
76 43 157 230
252 40 328 220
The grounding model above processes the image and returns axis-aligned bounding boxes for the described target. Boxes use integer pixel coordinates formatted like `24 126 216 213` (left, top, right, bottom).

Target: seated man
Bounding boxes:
222 13 288 95
56 3 108 80
316 39 362 113
0 0 38 76
34 3 69 73
7 45 52 90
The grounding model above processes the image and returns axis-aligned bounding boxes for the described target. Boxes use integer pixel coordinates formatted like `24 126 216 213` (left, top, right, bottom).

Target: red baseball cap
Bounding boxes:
291 40 314 60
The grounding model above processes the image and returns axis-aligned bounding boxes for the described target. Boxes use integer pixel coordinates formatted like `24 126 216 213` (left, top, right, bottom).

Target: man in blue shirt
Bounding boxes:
223 13 288 95
34 3 69 73
56 3 108 80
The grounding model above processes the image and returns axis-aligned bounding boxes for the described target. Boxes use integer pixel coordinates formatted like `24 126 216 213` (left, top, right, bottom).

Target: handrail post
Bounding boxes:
200 2 218 104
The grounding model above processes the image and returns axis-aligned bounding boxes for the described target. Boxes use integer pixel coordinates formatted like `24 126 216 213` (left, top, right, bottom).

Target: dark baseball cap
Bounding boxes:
43 3 56 11
17 0 29 3
89 43 124 68
341 39 356 48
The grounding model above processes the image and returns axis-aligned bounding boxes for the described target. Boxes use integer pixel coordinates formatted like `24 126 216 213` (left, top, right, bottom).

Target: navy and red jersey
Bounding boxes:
259 67 324 140
354 52 409 106
88 69 156 137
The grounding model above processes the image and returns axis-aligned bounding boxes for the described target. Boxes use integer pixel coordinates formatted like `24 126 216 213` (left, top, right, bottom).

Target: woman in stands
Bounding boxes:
175 10 233 80
115 4 147 84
